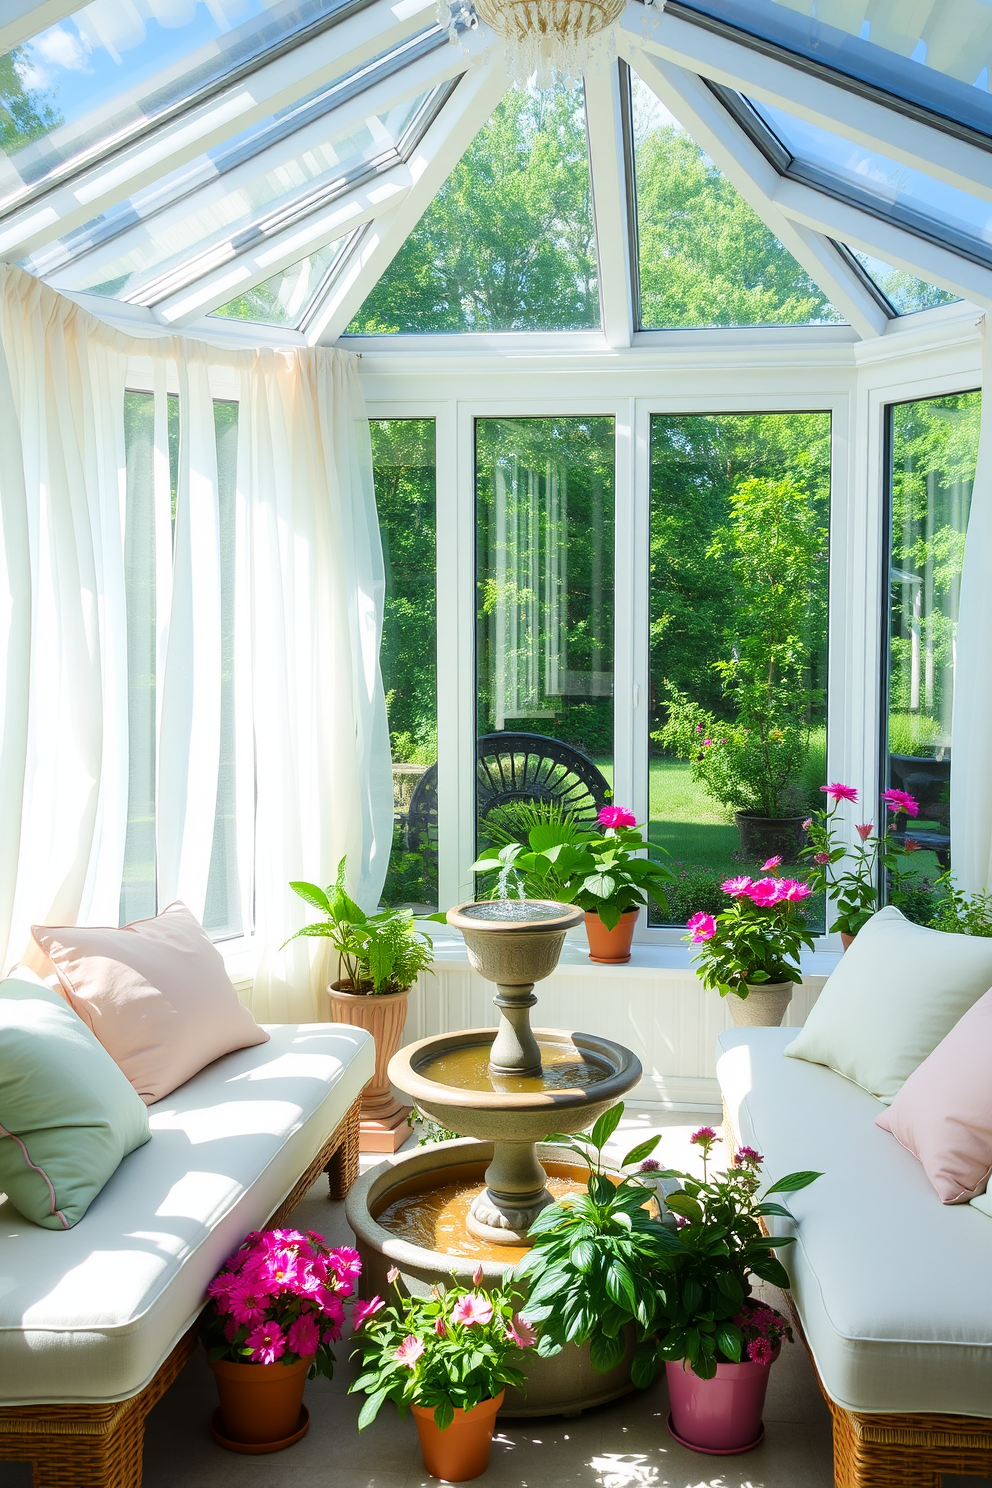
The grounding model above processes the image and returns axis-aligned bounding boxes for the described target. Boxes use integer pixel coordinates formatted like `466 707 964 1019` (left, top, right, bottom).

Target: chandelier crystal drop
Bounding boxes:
439 0 656 84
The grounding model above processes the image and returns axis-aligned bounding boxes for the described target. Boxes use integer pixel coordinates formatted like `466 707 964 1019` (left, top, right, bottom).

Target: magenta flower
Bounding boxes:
472 1262 485 1287
387 1266 400 1285
452 1293 494 1327
435 1316 447 1337
883 788 919 818
802 818 813 832
395 1335 425 1368
690 1127 718 1146
598 805 637 829
904 838 921 853
352 1295 384 1332
287 1313 320 1358
821 782 858 804
780 879 812 901
245 1321 286 1364
262 1248 303 1291
228 1278 273 1326
328 1247 361 1284
687 911 716 943
761 855 782 871
639 1157 661 1172
703 738 713 747
855 822 874 840
747 1337 774 1365
734 1146 764 1167
747 877 782 907
721 875 753 897
506 1313 538 1348
813 851 830 864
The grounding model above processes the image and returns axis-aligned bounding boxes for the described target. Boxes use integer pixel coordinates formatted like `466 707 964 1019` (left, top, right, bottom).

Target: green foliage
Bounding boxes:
350 1275 531 1430
0 49 61 155
473 812 673 931
382 824 437 911
802 794 922 938
927 873 992 937
413 1107 460 1145
284 857 434 992
651 862 727 925
887 711 942 758
351 85 597 334
518 1108 682 1371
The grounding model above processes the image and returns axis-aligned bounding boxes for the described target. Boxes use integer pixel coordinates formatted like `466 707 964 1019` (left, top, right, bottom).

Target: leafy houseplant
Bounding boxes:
284 857 434 1145
202 1228 364 1449
472 805 673 963
801 782 922 942
685 859 815 1025
350 1266 534 1480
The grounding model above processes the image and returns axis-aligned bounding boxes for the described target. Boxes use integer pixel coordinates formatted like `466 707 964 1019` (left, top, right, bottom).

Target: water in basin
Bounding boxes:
416 1038 612 1093
459 900 566 922
376 1170 588 1262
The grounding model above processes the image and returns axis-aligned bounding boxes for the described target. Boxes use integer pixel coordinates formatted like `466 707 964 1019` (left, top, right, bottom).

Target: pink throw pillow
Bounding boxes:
32 903 268 1104
876 987 992 1203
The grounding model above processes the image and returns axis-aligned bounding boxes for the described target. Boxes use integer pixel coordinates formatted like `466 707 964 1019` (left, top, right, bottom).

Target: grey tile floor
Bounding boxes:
0 1112 980 1488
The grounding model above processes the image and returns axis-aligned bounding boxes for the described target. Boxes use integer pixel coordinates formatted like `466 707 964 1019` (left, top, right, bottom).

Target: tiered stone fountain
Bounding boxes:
346 898 642 1417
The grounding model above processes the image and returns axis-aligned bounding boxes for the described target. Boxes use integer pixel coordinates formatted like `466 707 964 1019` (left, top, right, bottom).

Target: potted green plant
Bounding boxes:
350 1264 533 1482
471 806 673 964
202 1228 365 1452
643 1129 820 1454
802 782 921 947
284 857 434 1150
685 858 814 1026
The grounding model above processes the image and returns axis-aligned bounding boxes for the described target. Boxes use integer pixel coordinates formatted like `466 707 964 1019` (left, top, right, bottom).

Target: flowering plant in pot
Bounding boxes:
801 782 922 945
685 859 815 1026
284 856 434 1147
471 806 673 964
350 1264 534 1482
202 1228 364 1450
641 1129 820 1453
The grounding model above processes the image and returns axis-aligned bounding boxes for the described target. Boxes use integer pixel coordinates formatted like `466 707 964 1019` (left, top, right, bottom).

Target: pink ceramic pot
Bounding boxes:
666 1347 779 1453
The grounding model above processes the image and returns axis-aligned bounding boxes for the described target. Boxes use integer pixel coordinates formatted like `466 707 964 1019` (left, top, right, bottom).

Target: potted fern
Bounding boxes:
284 857 434 1150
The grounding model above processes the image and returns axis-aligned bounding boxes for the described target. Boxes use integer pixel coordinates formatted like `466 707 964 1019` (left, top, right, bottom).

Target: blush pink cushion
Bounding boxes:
876 987 992 1203
31 902 268 1104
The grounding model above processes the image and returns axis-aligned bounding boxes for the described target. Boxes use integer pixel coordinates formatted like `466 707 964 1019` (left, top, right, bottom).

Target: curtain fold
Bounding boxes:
951 320 992 892
0 266 390 1022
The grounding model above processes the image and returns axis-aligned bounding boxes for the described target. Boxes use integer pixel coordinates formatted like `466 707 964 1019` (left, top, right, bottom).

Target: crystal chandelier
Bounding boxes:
440 0 653 84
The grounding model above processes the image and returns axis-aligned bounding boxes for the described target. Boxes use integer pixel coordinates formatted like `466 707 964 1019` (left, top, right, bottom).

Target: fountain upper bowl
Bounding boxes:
446 899 583 934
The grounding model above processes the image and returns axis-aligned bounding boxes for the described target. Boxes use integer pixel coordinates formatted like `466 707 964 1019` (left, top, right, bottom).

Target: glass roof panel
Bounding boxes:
848 247 960 314
675 0 992 138
749 97 992 264
346 81 601 333
31 86 433 302
633 78 844 328
209 234 350 326
0 0 370 208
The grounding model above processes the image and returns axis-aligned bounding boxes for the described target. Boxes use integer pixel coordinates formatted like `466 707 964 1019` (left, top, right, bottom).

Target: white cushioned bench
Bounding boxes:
0 1022 373 1484
718 1025 992 1486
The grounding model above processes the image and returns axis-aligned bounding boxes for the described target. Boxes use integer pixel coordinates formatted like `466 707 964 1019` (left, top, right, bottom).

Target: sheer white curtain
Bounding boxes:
0 266 391 1021
951 321 992 892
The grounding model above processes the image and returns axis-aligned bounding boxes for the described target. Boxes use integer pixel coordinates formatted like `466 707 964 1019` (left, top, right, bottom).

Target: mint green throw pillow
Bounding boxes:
0 976 150 1228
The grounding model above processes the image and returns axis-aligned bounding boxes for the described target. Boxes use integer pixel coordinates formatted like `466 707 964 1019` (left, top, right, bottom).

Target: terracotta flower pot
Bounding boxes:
840 932 855 951
729 981 794 1028
666 1347 779 1453
209 1354 313 1449
326 983 411 1143
734 812 807 864
584 909 638 964
411 1391 504 1482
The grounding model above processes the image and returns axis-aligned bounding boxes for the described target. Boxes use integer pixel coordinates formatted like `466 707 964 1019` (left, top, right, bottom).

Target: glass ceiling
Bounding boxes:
0 0 375 208
0 1 981 341
674 0 992 139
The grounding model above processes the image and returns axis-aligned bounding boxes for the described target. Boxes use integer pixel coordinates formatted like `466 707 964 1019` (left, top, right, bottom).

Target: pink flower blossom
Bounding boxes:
328 1247 362 1285
452 1293 494 1327
734 1146 764 1166
703 738 713 747
904 838 921 853
206 1272 239 1305
686 911 716 943
505 1313 537 1348
472 1263 485 1286
639 1158 661 1172
779 879 812 901
855 822 874 840
761 856 782 871
721 875 753 897
352 1296 384 1332
317 1292 346 1331
821 782 858 804
245 1321 286 1364
261 1248 303 1291
802 818 813 832
813 851 831 864
747 877 782 907
435 1317 447 1337
228 1278 272 1326
747 1337 773 1365
598 805 637 829
223 1316 240 1343
387 1266 400 1285
395 1335 425 1368
690 1127 718 1146
882 788 919 818
286 1313 320 1358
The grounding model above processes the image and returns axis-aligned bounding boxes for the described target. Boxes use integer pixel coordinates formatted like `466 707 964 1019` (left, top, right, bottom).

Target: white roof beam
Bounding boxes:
39 44 468 293
308 62 510 345
0 1 78 54
151 166 410 326
584 61 635 348
626 50 889 339
622 3 992 204
0 0 439 262
773 176 992 310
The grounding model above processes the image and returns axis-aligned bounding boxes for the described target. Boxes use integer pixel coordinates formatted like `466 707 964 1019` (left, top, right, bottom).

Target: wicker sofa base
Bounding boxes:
0 1095 362 1488
826 1386 992 1487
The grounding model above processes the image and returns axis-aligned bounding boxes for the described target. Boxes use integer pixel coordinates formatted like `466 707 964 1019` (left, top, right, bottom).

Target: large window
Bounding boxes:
884 390 981 893
475 417 615 858
648 412 830 930
372 419 439 912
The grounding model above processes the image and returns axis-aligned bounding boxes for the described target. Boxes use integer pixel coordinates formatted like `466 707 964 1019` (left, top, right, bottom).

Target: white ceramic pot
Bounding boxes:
729 981 794 1028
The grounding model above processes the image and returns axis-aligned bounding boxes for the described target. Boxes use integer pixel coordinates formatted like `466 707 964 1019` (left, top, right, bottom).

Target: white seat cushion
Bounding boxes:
718 1026 992 1417
0 1022 374 1406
